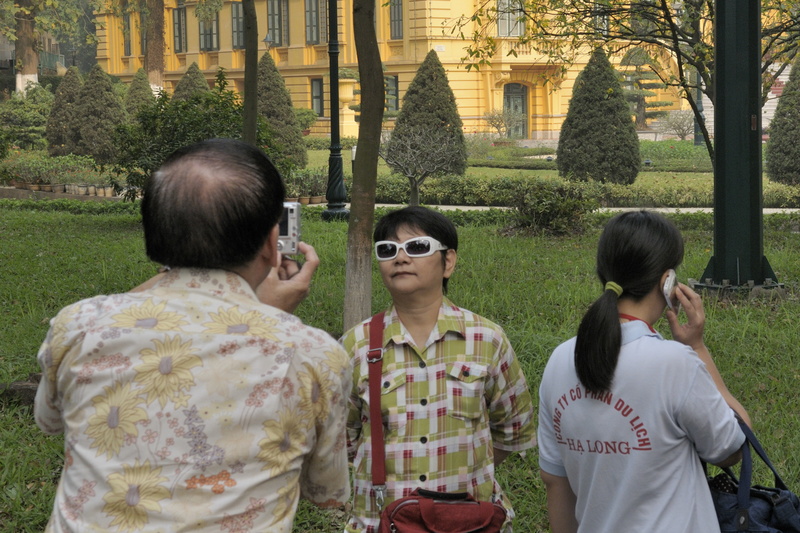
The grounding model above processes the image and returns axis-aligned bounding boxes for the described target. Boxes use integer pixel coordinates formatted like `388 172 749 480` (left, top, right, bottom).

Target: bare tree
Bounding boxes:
483 108 526 137
379 127 464 206
659 109 695 140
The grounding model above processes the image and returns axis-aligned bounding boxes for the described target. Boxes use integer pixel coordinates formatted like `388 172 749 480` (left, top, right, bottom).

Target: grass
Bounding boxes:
3 204 800 531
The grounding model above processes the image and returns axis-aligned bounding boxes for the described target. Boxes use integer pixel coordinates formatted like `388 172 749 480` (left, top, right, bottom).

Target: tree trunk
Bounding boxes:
145 0 166 88
15 0 39 93
242 0 258 145
343 0 384 331
408 179 420 206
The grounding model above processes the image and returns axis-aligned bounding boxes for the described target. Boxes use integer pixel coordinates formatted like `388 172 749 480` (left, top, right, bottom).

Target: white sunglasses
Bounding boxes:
374 236 448 261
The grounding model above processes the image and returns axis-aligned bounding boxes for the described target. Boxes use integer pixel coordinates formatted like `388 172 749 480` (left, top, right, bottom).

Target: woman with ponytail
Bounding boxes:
537 210 749 533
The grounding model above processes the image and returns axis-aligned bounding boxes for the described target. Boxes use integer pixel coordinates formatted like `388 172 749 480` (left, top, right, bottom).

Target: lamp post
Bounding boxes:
322 0 349 221
262 33 273 49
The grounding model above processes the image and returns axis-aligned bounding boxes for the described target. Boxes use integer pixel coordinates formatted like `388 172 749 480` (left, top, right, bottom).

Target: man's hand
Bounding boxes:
256 242 320 313
666 283 705 351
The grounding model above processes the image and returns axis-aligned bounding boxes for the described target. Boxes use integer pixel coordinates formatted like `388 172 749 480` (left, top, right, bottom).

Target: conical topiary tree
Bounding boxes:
257 53 307 169
172 62 210 101
46 66 83 156
619 47 671 130
383 49 467 206
125 68 156 120
766 59 800 185
76 64 126 164
557 48 641 185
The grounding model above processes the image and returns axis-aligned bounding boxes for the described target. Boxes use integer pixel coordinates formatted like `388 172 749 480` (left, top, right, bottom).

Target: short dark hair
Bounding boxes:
141 138 285 269
575 210 684 394
373 206 458 292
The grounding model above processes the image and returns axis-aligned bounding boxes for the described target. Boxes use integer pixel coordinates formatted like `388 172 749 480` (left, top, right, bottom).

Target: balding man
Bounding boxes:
35 138 351 532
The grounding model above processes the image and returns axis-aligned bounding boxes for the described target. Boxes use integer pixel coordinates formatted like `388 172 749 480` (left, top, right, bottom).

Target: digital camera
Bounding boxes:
278 202 301 254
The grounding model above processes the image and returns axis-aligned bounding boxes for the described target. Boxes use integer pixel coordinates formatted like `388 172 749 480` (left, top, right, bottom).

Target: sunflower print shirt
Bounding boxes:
34 268 351 533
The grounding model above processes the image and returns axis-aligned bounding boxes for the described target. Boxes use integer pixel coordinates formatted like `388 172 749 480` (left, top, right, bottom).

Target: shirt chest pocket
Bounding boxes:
446 362 489 420
374 368 408 432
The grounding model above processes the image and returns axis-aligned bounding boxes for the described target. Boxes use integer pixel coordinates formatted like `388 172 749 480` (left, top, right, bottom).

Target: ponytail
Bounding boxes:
575 286 623 394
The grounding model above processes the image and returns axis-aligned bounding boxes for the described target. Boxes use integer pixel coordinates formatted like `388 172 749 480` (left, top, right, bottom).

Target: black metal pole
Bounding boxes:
697 0 778 290
322 0 349 221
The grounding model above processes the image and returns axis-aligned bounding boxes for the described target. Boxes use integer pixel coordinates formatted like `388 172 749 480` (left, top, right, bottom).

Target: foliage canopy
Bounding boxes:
125 68 156 119
257 52 307 169
115 68 289 199
766 59 800 185
76 64 126 164
557 48 641 185
383 50 467 205
46 66 83 156
0 83 54 150
172 62 211 101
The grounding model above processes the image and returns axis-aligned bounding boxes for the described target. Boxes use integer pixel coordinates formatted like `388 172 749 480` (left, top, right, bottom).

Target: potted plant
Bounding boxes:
293 108 318 136
308 167 327 204
283 172 302 202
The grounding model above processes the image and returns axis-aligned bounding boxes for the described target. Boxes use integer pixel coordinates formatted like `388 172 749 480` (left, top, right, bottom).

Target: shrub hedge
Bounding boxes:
304 136 358 150
0 150 108 185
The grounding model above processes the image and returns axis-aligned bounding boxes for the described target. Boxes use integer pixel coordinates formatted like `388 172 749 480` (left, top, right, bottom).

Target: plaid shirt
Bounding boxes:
341 298 536 533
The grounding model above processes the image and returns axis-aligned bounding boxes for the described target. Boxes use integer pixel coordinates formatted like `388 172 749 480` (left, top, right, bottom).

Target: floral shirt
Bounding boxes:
35 268 351 533
341 299 536 533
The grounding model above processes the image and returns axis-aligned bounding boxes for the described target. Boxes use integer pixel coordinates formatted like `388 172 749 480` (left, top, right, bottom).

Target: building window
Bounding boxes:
231 2 245 49
497 0 524 37
123 13 132 56
305 0 328 44
311 78 324 117
389 0 403 40
139 13 147 56
173 5 187 53
199 15 219 51
385 75 399 111
268 0 289 46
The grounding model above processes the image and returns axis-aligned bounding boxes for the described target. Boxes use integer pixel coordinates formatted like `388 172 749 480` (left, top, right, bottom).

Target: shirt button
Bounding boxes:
420 436 428 444
420 399 428 406
383 381 390 388
419 475 427 482
419 361 426 368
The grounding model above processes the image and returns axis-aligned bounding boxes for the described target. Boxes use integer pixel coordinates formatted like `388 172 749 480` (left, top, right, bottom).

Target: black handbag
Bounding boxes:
708 421 800 532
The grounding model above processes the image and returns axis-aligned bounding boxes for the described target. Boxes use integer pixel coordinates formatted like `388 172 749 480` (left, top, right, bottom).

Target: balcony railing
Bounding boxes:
39 51 65 72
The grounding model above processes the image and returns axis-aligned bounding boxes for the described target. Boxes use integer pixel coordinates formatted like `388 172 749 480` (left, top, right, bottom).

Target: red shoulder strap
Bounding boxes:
367 312 387 507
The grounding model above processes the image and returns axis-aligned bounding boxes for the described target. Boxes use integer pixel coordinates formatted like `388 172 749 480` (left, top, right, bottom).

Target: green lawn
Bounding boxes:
2 205 800 532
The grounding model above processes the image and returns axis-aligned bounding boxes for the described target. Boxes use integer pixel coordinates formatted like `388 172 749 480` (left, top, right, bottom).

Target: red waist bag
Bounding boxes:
378 488 506 533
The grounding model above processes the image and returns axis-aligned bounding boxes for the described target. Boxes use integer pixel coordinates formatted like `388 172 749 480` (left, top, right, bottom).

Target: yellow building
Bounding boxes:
95 0 676 139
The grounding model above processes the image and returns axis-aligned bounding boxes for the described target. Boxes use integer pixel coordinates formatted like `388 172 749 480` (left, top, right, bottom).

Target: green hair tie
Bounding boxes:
605 281 623 297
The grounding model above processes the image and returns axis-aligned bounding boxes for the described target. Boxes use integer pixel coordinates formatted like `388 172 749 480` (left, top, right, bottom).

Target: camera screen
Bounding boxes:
279 206 289 236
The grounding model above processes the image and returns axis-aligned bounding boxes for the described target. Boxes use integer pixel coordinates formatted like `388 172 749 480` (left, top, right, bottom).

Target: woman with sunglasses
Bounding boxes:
340 206 536 533
538 210 750 533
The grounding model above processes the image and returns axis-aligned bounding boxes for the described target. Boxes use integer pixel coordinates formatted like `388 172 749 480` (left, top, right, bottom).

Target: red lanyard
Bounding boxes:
619 313 656 333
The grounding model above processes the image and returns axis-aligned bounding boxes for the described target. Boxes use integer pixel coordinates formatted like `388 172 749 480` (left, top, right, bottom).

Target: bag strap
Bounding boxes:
368 312 387 509
738 420 789 490
732 419 791 524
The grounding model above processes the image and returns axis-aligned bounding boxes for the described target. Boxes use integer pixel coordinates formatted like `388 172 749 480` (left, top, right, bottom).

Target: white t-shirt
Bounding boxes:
538 321 744 533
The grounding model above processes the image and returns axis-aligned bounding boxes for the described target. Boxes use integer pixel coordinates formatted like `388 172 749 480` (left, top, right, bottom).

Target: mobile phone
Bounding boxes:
662 269 679 311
